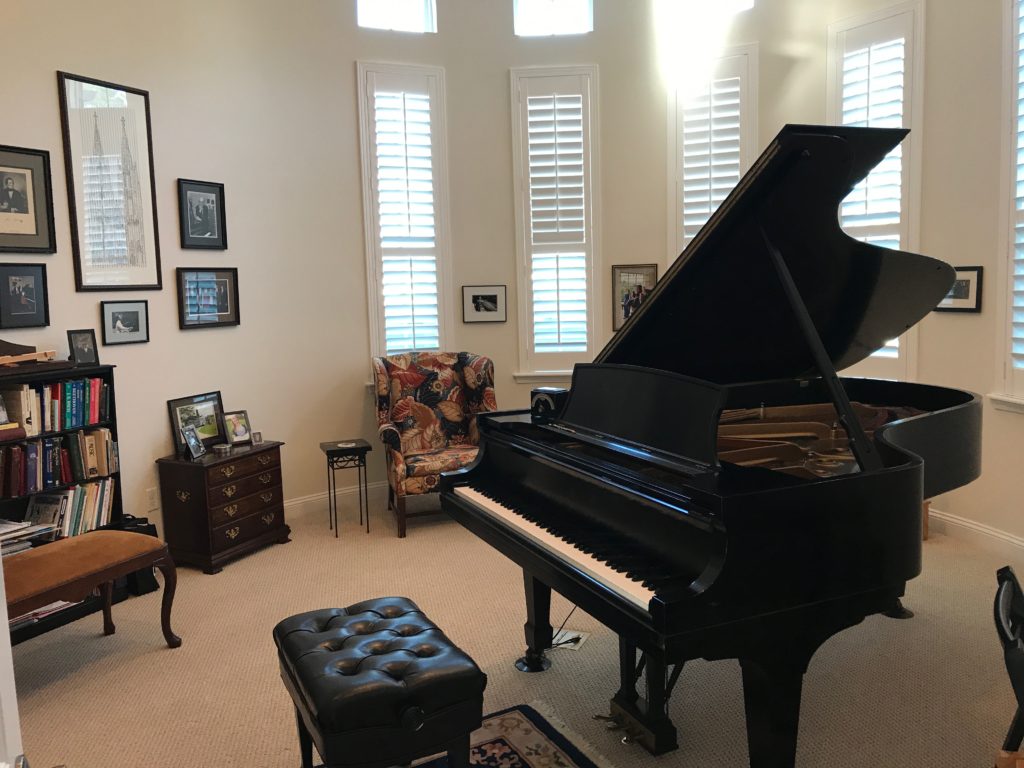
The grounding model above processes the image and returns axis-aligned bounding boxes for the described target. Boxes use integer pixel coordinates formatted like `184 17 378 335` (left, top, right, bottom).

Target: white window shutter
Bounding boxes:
1010 0 1024 388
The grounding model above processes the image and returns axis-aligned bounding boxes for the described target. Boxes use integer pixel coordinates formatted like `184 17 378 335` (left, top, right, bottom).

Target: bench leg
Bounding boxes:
446 732 472 768
295 707 314 768
99 581 115 635
154 556 182 648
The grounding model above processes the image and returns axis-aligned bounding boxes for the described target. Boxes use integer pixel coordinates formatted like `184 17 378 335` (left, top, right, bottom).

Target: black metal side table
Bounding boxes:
319 439 372 537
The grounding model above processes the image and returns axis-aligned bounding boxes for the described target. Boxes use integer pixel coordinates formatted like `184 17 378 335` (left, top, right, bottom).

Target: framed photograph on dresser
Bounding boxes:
176 267 239 329
167 391 225 455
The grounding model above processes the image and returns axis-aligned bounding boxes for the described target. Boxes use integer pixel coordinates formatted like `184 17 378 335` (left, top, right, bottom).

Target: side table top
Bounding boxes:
320 439 372 457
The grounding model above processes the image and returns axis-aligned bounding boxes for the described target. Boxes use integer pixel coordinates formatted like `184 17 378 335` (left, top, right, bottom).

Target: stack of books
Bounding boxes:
9 600 78 630
0 517 56 557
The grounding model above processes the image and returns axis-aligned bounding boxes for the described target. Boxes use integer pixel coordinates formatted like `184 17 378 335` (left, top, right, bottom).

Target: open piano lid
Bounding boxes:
597 124 954 385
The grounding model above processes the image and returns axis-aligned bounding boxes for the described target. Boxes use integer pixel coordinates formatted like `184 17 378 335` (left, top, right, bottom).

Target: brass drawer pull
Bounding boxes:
224 504 239 518
258 454 272 466
176 490 191 503
220 466 236 479
260 492 273 503
259 472 273 485
222 484 238 498
261 513 275 526
225 527 240 540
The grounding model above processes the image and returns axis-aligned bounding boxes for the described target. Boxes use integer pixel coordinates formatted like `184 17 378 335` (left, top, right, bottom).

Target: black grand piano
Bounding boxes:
440 124 982 768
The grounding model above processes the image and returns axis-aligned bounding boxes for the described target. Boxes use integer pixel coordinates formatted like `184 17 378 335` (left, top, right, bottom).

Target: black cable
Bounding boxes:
549 604 580 648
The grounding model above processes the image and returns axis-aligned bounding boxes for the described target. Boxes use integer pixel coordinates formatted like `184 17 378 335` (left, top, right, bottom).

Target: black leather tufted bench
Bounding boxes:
273 597 486 768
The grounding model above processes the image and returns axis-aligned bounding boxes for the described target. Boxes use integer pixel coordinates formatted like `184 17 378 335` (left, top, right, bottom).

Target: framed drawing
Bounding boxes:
176 267 239 329
0 263 48 329
178 179 227 249
58 71 162 291
612 264 658 331
67 329 99 365
167 391 225 455
462 285 507 323
0 145 56 253
935 266 983 313
100 299 149 345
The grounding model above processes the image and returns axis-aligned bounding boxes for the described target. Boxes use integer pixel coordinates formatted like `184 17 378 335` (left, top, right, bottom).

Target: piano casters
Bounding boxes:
883 598 915 620
515 572 553 673
606 639 679 755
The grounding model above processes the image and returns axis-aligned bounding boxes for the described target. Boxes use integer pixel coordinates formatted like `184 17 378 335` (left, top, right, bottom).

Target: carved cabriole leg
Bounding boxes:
295 707 314 768
445 732 472 768
516 571 552 672
154 556 183 648
99 581 115 635
396 495 407 538
740 657 804 768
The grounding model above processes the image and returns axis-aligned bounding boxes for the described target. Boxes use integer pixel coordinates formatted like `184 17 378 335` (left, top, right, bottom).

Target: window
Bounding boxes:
514 0 592 36
357 0 436 33
668 44 758 257
827 2 923 380
357 62 452 356
1005 0 1024 397
511 66 599 376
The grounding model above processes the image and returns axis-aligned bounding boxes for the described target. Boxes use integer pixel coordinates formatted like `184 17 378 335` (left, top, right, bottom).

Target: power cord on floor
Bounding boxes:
549 604 580 648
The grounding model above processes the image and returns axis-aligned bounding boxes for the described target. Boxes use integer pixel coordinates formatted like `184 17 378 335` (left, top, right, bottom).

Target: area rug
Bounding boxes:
416 703 608 768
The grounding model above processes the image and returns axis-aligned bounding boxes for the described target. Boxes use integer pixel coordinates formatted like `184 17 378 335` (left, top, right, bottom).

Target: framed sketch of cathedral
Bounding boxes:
58 72 162 291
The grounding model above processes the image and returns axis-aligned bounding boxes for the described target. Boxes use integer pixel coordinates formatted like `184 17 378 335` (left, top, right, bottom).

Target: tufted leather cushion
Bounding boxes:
273 597 486 746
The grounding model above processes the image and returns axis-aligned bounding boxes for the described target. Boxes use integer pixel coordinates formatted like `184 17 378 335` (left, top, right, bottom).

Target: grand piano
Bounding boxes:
440 124 982 768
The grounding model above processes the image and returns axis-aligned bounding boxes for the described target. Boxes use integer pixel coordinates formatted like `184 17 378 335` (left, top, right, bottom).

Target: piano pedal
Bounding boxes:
621 735 634 745
592 714 623 731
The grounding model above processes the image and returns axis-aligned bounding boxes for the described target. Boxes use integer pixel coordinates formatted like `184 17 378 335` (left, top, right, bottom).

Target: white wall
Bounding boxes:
1 0 1021 541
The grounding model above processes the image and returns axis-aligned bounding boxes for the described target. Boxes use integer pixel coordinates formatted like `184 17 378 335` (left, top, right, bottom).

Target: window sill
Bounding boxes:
988 392 1024 415
513 371 573 385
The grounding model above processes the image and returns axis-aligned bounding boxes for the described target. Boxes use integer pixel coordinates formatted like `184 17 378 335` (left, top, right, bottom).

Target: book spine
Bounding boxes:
41 439 52 489
90 378 101 424
59 447 72 485
23 443 38 495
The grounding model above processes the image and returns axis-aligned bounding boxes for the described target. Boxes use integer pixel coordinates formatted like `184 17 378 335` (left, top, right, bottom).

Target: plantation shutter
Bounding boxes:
1011 1 1024 386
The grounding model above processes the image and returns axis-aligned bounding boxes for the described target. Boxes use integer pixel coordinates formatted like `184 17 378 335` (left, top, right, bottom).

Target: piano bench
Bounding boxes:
273 597 487 768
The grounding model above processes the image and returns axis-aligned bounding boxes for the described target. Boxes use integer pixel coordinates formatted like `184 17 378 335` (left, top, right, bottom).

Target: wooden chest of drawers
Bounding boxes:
157 441 290 573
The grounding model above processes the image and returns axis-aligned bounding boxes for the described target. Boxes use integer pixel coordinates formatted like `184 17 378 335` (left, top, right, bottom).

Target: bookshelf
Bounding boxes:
0 363 133 644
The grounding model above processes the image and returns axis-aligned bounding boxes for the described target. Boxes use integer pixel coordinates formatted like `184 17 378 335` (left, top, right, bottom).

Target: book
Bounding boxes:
25 494 65 526
89 378 101 424
23 442 38 495
84 434 99 478
59 447 72 484
67 432 85 482
7 445 24 497
0 386 29 434
0 427 28 444
86 428 111 476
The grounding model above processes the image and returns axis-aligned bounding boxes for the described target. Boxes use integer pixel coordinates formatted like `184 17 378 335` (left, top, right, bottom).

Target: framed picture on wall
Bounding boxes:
934 266 983 313
178 179 227 249
0 263 48 329
100 299 149 345
176 267 240 329
58 71 162 291
612 263 657 331
462 285 507 323
0 145 56 254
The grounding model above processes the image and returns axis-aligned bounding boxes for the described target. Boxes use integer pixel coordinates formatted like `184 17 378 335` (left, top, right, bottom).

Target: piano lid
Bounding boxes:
597 124 954 385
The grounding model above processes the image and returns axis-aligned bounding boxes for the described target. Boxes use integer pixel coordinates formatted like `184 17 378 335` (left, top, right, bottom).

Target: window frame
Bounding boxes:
513 0 593 37
510 65 601 381
356 61 454 358
356 0 437 34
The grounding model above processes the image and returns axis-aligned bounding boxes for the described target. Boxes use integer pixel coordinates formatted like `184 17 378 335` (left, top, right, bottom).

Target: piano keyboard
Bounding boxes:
453 485 656 611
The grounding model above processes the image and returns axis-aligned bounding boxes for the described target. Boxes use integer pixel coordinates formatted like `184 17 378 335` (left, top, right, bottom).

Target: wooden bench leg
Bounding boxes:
446 732 471 768
154 556 182 648
99 581 115 636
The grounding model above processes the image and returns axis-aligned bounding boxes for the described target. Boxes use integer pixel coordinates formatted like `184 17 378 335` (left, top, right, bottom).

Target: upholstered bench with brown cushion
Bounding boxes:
4 530 181 648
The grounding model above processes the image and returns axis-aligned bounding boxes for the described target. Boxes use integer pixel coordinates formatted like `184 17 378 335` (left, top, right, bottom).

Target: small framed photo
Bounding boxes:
167 391 225 455
223 410 252 445
935 266 983 313
67 329 99 365
612 264 658 331
0 263 48 329
462 285 507 323
178 179 227 250
100 300 149 345
0 145 56 254
181 424 207 460
251 431 263 445
177 267 239 329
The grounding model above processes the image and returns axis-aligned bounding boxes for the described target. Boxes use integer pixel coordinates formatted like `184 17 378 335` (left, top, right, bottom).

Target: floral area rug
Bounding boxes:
416 704 606 768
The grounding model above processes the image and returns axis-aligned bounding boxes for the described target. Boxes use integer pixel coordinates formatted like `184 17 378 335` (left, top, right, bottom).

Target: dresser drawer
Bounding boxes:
207 448 281 485
210 485 281 527
212 505 284 553
208 467 281 506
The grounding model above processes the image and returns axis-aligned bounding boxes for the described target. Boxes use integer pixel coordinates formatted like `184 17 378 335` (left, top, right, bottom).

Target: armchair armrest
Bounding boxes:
378 422 401 453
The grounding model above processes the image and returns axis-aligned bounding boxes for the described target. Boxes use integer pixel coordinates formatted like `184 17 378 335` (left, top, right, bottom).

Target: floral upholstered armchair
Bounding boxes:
372 352 497 537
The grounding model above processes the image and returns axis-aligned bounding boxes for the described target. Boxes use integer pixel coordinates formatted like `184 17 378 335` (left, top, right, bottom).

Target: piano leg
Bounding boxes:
515 571 553 672
740 657 803 768
609 642 679 755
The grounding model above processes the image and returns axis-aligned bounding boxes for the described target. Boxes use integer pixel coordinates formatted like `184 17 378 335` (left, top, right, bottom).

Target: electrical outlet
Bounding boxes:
146 487 159 511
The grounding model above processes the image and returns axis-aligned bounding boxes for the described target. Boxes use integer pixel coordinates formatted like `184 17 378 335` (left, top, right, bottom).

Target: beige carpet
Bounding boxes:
10 496 1020 768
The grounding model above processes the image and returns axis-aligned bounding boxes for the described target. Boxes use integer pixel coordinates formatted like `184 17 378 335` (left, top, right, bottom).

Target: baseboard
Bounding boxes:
284 481 388 519
929 506 1024 561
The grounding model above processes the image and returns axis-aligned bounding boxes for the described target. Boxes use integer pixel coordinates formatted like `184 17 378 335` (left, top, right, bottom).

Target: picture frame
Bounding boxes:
176 267 240 329
935 266 983 313
58 71 162 291
67 329 99 365
0 263 48 329
0 145 56 253
612 264 658 331
181 424 207 460
223 410 252 446
100 299 149 345
178 179 227 250
462 285 507 323
167 391 225 456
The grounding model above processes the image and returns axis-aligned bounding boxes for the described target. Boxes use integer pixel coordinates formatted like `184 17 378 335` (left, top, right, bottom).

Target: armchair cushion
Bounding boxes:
404 447 479 479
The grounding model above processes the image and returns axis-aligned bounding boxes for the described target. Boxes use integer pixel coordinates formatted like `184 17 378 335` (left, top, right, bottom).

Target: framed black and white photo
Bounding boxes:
181 424 207 460
223 410 252 446
100 299 149 345
0 263 48 329
67 329 99 365
167 391 225 455
178 179 227 249
58 72 162 291
462 285 507 323
612 263 658 331
0 145 56 254
935 266 983 313
176 267 239 329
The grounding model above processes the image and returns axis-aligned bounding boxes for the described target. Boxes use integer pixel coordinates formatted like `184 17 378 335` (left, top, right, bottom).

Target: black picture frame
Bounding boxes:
0 263 48 329
0 145 56 254
100 299 149 345
58 71 162 291
462 285 507 323
67 329 99 365
612 263 658 331
934 266 983 314
178 179 227 250
167 391 225 456
223 410 252 446
176 267 240 329
181 424 207 460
